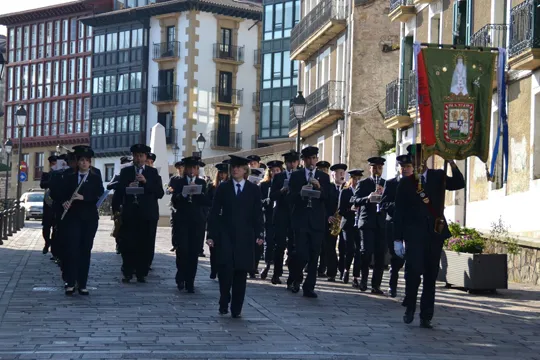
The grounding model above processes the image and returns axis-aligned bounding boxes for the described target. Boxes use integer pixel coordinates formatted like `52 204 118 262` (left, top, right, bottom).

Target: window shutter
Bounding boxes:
465 0 473 45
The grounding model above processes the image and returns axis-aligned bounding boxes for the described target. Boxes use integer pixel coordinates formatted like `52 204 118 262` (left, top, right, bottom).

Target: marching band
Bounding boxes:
40 142 464 327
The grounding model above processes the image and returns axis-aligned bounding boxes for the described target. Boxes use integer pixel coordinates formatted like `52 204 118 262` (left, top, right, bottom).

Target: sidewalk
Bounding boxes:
0 220 539 360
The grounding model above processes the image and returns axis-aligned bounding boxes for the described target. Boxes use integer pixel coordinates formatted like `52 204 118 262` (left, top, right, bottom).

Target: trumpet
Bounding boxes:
61 172 89 220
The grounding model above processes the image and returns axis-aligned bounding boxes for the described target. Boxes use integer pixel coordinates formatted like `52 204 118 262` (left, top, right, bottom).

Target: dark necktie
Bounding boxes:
308 171 313 182
236 183 242 196
421 174 426 187
79 174 85 184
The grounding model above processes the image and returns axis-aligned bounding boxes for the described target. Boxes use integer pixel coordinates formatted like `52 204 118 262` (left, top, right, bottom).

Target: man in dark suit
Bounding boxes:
40 155 58 255
207 155 264 318
116 144 164 283
168 160 184 251
351 157 387 294
108 156 132 255
394 144 465 329
325 163 347 282
288 146 331 298
146 153 156 167
380 154 413 298
171 156 209 293
269 150 300 285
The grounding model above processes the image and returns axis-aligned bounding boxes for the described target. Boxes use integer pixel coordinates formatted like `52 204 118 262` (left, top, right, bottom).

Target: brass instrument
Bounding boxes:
187 176 194 203
133 166 141 205
44 189 53 207
111 206 123 238
330 180 344 237
60 172 89 220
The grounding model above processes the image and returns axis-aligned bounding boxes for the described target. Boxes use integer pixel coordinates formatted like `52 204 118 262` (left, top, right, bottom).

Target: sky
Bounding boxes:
0 0 71 36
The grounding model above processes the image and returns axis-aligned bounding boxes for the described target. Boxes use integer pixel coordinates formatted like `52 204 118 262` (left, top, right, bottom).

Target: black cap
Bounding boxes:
229 155 250 166
120 156 132 164
66 152 77 161
74 146 94 159
406 143 423 155
301 146 319 159
222 159 230 164
48 155 58 163
147 153 156 161
330 163 347 172
282 150 300 162
267 160 284 169
247 155 261 162
57 154 67 161
396 154 413 165
251 169 263 176
130 144 151 154
316 161 331 169
215 163 228 172
199 161 206 168
72 145 92 153
348 169 364 176
368 157 386 166
174 160 184 168
181 156 201 167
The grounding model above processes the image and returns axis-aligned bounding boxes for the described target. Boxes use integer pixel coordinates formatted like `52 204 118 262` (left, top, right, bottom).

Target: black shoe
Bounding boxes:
339 272 344 281
371 288 384 295
231 313 242 319
343 271 349 284
249 272 256 279
121 277 131 283
186 288 195 294
403 309 414 324
115 244 121 254
209 272 217 280
260 266 269 280
317 271 326 277
78 289 89 296
286 283 294 292
137 277 146 283
389 288 397 298
42 245 49 255
219 307 228 315
177 282 185 291
271 275 282 285
303 290 318 298
352 278 359 288
419 319 433 329
50 256 56 261
65 287 75 296
327 277 335 282
359 282 368 292
199 252 206 258
291 282 300 294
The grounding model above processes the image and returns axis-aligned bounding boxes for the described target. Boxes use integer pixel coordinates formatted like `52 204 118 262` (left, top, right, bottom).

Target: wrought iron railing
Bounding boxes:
288 80 345 131
408 70 417 109
385 78 409 119
210 130 242 150
509 0 540 58
389 0 414 12
212 87 243 106
254 49 261 66
152 85 180 103
213 43 245 63
290 0 348 54
252 91 260 109
470 24 508 48
152 41 181 59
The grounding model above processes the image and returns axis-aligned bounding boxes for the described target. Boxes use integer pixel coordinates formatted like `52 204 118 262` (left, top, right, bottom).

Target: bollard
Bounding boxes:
19 207 25 229
14 202 21 232
7 208 13 237
2 210 8 240
0 212 3 245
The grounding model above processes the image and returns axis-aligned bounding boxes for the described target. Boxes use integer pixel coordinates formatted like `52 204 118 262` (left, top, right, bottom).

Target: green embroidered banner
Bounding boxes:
417 48 496 162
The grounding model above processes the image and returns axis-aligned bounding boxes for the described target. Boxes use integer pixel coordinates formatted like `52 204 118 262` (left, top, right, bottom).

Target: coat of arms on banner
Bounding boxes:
443 101 474 145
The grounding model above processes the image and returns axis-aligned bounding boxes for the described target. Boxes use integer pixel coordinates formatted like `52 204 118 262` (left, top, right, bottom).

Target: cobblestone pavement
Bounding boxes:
0 220 539 360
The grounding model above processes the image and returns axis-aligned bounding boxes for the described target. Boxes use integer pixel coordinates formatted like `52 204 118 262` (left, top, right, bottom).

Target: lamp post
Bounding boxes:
0 53 8 81
196 133 206 158
3 140 12 209
15 105 27 203
292 91 307 153
173 144 180 162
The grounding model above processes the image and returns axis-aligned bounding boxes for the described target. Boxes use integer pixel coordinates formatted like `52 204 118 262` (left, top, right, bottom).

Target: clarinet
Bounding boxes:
188 177 194 203
133 166 140 205
375 175 380 212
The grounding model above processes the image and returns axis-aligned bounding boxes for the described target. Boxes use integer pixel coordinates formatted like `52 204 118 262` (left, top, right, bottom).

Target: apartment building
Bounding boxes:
291 0 399 169
82 0 262 180
385 0 540 235
0 0 112 195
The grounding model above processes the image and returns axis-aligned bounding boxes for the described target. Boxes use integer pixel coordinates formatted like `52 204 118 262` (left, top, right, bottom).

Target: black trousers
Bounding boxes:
175 221 205 289
318 226 327 274
342 227 361 277
210 246 218 276
337 233 346 275
324 229 338 278
263 220 275 265
293 229 323 292
63 218 98 289
218 266 247 315
147 220 158 268
359 226 386 289
120 218 154 279
42 208 55 248
274 217 293 278
402 232 444 321
386 220 404 291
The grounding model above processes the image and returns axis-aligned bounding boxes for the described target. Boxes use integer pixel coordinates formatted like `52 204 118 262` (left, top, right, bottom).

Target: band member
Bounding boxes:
116 144 164 283
108 156 133 255
146 153 156 167
316 161 331 175
40 155 58 255
59 147 104 295
169 160 184 251
171 156 209 293
339 169 364 287
288 146 330 298
72 145 103 180
351 157 386 294
206 162 229 279
207 155 264 318
269 150 299 285
325 163 347 282
394 144 464 329
247 155 261 169
380 154 413 297
259 160 283 280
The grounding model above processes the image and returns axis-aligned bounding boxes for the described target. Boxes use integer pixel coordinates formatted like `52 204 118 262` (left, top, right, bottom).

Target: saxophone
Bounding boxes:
111 205 123 238
330 181 344 237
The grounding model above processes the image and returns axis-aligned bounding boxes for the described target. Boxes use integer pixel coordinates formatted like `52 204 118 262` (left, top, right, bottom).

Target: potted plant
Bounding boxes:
438 222 508 293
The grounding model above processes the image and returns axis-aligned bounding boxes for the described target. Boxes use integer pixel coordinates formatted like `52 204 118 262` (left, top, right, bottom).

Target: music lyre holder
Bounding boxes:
370 194 383 204
283 179 289 189
182 184 202 197
248 175 261 185
301 185 321 208
126 187 144 195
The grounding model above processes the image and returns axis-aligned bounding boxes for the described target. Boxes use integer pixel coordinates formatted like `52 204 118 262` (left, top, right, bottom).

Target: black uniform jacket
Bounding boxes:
287 169 331 232
393 167 465 241
56 170 104 222
270 171 291 226
116 165 164 221
171 176 209 224
351 177 386 230
380 176 399 222
338 186 356 231
260 180 273 222
208 180 264 271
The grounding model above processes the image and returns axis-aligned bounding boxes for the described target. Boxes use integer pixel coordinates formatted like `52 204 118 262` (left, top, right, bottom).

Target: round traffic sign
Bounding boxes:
20 161 28 172
19 172 27 182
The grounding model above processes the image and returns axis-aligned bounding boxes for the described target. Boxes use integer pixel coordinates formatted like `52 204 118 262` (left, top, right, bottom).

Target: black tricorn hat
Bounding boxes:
181 156 201 167
215 163 228 172
74 146 94 159
367 157 386 165
316 161 331 169
246 155 261 162
330 163 347 172
147 153 156 161
251 169 263 176
301 146 319 158
229 155 251 166
130 144 151 154
282 150 300 162
267 160 284 169
396 154 413 165
348 169 364 176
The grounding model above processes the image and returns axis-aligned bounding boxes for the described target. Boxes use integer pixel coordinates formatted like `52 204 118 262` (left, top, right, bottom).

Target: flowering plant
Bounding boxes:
445 221 485 254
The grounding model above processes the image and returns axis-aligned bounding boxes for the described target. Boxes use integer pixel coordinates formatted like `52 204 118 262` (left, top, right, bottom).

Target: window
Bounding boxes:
94 35 105 53
131 28 143 47
70 18 77 53
105 75 117 92
23 26 29 61
217 114 232 147
453 0 471 45
167 26 175 43
264 1 298 40
69 58 76 94
34 153 44 180
85 56 91 93
105 164 115 182
106 33 117 51
273 52 282 88
8 28 15 62
284 1 294 38
62 19 69 55
119 30 130 49
260 100 290 138
274 3 283 39
118 73 129 91
264 5 273 40
263 53 272 89
130 72 142 89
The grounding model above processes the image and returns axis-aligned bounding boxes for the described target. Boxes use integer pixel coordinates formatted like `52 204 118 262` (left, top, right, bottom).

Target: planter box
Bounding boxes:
438 250 508 291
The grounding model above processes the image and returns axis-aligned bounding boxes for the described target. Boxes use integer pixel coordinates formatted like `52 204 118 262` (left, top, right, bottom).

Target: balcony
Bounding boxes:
91 132 144 156
212 87 243 107
254 49 261 67
384 78 412 130
290 0 348 61
213 43 245 64
210 130 242 150
288 80 345 137
152 41 181 61
509 0 540 70
470 24 508 48
388 0 415 23
412 0 434 4
407 70 417 112
151 85 180 105
252 91 260 111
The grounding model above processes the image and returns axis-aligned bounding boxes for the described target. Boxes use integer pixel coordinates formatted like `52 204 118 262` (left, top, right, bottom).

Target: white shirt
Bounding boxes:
422 170 428 183
233 179 246 194
77 171 89 184
285 170 292 180
304 168 315 182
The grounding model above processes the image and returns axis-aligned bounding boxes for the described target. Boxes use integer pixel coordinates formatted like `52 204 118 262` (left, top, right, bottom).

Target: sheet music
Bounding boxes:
182 184 203 196
248 175 261 185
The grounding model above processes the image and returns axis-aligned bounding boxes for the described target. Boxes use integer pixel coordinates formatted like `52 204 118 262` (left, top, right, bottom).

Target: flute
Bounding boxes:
61 172 89 220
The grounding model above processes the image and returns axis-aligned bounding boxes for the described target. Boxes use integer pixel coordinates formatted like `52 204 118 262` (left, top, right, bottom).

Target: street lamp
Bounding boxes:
196 133 206 154
172 144 180 162
3 139 12 209
0 53 7 81
292 91 307 153
15 105 27 204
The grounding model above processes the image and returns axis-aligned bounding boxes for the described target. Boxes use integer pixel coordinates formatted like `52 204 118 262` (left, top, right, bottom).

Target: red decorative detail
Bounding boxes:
443 102 475 145
417 50 436 146
12 134 89 149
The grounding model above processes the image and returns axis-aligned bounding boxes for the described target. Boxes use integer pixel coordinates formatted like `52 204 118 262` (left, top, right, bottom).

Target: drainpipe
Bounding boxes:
342 0 354 164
